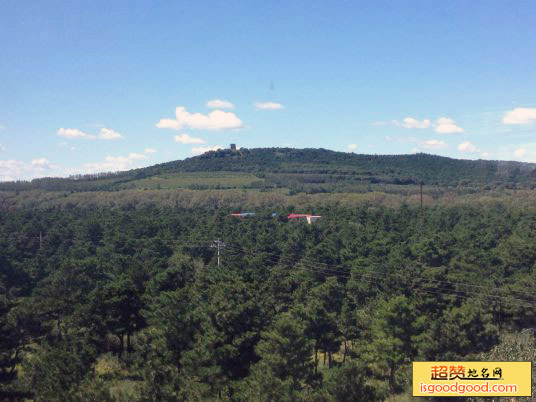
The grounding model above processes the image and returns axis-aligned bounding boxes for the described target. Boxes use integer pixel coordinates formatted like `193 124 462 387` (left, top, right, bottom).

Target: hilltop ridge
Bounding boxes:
1 148 536 193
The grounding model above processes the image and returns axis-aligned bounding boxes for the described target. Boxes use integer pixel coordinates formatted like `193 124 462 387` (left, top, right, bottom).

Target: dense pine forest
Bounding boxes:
2 150 536 400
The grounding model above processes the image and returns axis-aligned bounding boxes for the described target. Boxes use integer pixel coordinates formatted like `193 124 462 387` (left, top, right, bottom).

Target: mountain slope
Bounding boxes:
1 148 536 192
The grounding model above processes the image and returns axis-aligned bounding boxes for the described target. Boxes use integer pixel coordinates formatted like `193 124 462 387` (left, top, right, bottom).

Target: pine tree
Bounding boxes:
243 312 315 400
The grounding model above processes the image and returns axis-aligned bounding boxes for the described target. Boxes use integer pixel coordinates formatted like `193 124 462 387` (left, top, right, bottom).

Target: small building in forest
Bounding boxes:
288 214 322 224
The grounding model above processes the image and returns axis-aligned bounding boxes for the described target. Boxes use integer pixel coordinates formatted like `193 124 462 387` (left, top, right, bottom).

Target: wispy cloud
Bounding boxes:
374 118 430 129
347 144 357 151
57 127 123 140
457 141 490 159
371 120 395 126
57 128 96 139
31 158 53 169
254 101 284 110
457 141 478 153
206 99 234 109
82 152 149 173
499 143 536 162
402 117 431 129
99 127 123 140
174 133 206 144
157 106 243 131
144 148 156 154
0 158 56 181
191 145 223 155
420 139 448 150
373 116 464 134
0 160 26 181
514 148 526 157
385 135 418 143
385 136 449 151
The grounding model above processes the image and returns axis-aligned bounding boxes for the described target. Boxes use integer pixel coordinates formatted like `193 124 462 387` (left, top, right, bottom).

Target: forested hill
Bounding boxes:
158 148 535 186
2 148 536 192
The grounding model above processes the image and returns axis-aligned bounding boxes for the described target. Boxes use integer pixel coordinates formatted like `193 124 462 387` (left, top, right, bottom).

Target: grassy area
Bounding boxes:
3 186 536 211
121 171 264 190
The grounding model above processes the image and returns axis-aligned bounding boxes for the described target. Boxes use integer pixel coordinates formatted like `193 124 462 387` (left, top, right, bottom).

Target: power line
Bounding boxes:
3 232 536 308
224 243 536 309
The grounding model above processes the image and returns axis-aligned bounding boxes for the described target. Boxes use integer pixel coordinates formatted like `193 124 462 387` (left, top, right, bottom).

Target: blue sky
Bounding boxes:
1 0 536 180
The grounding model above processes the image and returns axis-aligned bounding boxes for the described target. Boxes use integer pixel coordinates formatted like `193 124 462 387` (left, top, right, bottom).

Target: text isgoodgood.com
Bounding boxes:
420 381 518 395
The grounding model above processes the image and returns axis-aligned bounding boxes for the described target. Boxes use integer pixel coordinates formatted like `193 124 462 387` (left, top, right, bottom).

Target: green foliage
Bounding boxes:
0 293 22 383
424 302 499 360
318 360 388 401
0 202 535 399
22 334 97 401
368 295 426 392
3 148 536 194
241 312 315 401
479 330 536 400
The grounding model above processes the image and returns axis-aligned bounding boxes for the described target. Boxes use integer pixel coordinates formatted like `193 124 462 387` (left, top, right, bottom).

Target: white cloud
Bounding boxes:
254 101 284 110
191 145 223 155
457 141 490 159
58 142 68 147
174 133 206 144
58 127 123 140
156 106 243 131
375 117 430 129
402 117 431 129
347 144 357 151
144 148 156 154
0 144 5 152
31 158 53 169
434 117 464 134
373 116 464 134
385 135 418 143
0 160 24 181
1 150 155 181
0 125 6 130
83 152 148 173
99 127 123 140
458 141 478 154
421 139 448 150
206 99 234 109
498 144 536 162
502 108 536 125
514 148 527 157
0 158 58 181
128 153 147 160
57 127 95 139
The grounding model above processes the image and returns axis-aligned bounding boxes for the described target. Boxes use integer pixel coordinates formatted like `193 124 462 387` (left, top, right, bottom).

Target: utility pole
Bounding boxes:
212 239 224 267
420 181 423 210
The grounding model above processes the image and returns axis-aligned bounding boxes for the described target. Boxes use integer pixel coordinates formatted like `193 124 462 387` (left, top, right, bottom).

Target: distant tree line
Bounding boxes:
2 148 536 193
